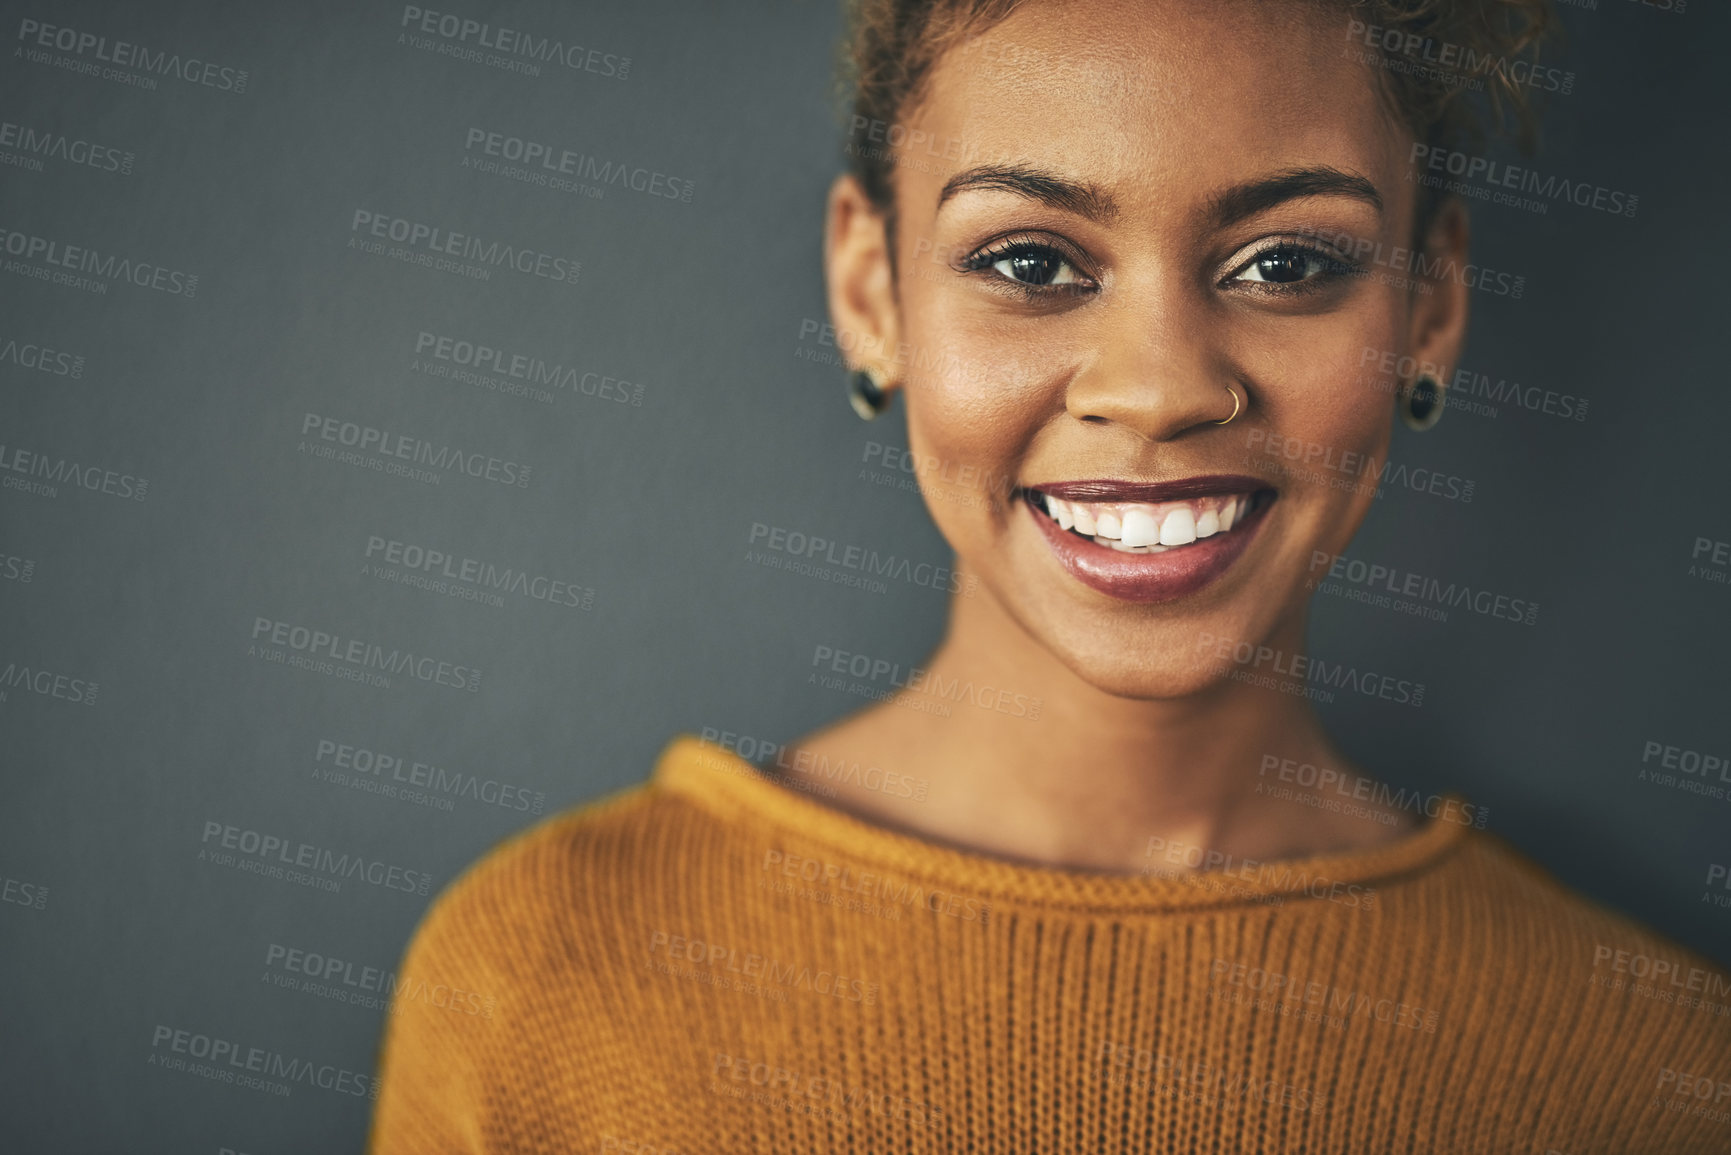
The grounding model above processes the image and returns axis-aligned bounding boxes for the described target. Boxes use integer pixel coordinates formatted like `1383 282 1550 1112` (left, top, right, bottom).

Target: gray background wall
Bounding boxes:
1 0 1725 1150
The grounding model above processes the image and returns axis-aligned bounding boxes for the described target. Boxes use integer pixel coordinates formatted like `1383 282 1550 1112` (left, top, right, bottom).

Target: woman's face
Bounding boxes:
828 0 1469 698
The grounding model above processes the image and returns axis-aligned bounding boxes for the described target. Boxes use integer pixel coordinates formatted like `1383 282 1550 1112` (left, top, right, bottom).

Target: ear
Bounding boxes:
824 173 903 390
1406 196 1471 384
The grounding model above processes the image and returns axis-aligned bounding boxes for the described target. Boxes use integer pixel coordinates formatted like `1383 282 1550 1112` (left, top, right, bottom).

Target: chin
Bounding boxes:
1020 607 1277 702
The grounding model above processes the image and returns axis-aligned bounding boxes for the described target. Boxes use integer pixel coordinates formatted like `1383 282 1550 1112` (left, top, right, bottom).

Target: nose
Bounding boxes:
1062 289 1241 441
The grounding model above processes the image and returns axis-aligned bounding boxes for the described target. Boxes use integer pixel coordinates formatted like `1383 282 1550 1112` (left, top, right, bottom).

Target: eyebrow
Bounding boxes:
934 163 1384 226
1207 166 1383 226
936 164 1120 222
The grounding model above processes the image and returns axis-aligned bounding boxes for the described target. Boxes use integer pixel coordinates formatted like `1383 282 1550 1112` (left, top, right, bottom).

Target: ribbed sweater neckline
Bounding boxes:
651 734 1473 916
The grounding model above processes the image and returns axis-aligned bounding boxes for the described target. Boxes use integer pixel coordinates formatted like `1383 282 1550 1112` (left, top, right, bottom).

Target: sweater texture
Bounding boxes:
368 734 1731 1153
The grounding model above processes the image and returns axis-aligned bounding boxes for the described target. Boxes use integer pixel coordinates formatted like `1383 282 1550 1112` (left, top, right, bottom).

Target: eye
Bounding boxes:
1228 242 1357 288
986 244 1081 287
957 237 1095 297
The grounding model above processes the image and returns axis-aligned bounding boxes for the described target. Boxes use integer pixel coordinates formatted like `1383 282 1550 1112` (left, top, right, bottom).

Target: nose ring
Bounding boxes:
1214 384 1242 425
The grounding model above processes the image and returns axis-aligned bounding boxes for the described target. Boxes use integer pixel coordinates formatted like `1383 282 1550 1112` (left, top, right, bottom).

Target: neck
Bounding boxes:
777 565 1415 873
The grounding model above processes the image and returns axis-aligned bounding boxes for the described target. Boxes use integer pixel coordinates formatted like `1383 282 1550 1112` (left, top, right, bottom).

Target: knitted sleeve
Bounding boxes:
366 868 505 1154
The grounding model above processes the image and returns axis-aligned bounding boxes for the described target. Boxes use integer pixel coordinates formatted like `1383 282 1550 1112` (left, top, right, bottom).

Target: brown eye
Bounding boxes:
961 240 1089 292
996 249 1071 286
983 244 1073 287
1233 244 1353 286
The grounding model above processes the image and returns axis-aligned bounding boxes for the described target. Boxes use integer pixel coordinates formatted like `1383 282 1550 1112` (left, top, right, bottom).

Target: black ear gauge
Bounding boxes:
1399 372 1444 431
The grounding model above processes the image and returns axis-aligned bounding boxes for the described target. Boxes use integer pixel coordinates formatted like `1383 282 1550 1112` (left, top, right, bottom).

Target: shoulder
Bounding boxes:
1445 826 1711 956
370 777 709 1149
403 778 679 975
1427 828 1731 1065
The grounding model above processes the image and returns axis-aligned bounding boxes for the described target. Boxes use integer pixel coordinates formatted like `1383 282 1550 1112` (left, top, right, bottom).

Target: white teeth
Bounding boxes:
1159 507 1196 546
1120 508 1161 548
1033 489 1262 552
1099 535 1163 553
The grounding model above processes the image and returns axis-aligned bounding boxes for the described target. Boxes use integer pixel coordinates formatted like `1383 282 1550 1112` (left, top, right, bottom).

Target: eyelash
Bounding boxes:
952 234 1363 300
1225 238 1363 296
955 236 1095 301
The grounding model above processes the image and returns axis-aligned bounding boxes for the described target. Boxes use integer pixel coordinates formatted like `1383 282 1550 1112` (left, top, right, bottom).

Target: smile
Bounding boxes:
1026 489 1272 553
1018 477 1277 603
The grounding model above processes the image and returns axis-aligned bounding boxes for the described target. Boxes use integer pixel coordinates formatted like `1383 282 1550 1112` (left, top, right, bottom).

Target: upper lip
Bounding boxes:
1023 474 1272 503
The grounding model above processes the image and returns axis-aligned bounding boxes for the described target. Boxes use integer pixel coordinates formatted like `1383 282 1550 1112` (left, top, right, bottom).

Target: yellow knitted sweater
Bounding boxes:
368 735 1731 1153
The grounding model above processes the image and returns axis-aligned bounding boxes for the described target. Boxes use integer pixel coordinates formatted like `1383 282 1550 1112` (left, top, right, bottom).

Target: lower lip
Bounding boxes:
1023 491 1273 603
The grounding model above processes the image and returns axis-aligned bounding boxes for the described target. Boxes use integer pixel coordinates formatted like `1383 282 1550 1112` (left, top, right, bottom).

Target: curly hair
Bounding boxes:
837 0 1558 246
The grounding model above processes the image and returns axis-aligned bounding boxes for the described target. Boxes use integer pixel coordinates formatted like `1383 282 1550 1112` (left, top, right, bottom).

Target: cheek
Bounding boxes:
1249 312 1401 477
898 309 1052 533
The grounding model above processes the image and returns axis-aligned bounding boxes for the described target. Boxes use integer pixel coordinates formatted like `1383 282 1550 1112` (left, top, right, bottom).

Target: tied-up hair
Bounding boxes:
835 0 1557 249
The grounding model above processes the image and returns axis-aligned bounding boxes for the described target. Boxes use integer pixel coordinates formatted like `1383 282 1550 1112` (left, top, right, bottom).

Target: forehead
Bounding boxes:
916 0 1406 210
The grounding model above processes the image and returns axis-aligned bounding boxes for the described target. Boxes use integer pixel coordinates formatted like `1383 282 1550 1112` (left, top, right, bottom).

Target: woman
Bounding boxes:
370 0 1731 1150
